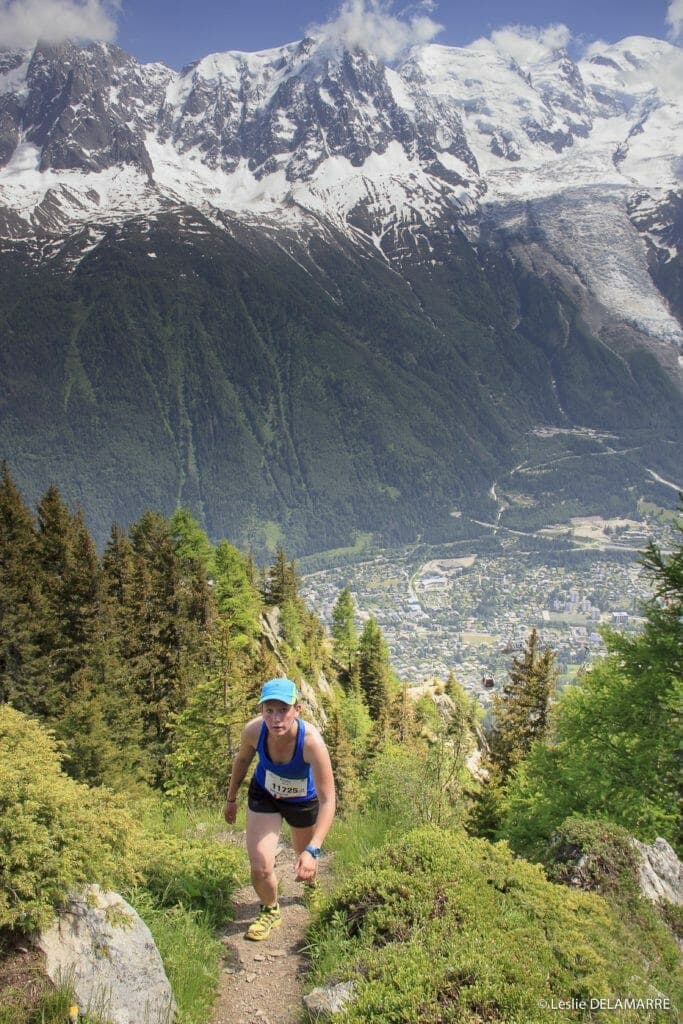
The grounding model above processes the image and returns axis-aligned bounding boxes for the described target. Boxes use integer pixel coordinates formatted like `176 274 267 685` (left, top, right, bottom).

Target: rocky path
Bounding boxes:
212 840 320 1024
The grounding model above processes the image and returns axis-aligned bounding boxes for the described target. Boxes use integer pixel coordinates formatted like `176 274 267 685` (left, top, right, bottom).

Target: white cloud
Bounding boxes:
309 0 443 62
489 23 572 66
666 0 683 42
0 0 119 50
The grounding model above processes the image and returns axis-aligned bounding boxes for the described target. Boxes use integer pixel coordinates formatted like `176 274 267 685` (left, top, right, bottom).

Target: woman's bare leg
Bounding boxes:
246 809 282 906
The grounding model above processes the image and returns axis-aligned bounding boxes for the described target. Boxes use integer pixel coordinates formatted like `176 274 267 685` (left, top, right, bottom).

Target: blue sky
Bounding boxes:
115 0 681 67
1 0 680 67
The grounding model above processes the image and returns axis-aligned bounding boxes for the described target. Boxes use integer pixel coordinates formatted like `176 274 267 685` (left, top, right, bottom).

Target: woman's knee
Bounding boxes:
250 861 274 884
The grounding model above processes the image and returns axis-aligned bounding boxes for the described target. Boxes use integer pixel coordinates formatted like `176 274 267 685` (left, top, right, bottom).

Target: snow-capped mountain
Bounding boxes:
0 32 681 554
0 33 681 344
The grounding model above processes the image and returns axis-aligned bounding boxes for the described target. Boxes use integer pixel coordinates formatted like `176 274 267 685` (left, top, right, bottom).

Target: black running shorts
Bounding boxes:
247 777 319 828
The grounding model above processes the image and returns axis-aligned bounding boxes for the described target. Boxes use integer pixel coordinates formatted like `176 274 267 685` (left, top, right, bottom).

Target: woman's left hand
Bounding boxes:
294 850 317 882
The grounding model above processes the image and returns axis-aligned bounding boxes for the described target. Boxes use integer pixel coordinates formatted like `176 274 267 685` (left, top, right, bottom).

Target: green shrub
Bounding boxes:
544 817 642 900
307 825 682 1023
0 707 141 933
363 741 467 832
138 834 246 928
659 901 683 942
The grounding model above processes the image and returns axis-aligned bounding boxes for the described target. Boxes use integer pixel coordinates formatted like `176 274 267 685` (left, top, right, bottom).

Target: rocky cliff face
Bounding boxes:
0 42 167 175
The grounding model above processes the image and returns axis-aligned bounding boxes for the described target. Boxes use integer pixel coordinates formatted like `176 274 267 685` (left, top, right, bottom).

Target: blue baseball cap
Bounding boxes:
258 678 299 705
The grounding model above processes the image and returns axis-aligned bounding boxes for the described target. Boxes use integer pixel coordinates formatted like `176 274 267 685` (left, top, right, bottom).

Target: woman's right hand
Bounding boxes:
224 799 237 824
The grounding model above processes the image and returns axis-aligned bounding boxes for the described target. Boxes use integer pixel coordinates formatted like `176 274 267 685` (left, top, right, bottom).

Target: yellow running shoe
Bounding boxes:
245 903 282 941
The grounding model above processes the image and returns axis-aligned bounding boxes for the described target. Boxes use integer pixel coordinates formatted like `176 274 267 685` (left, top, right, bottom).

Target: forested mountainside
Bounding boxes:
2 208 681 554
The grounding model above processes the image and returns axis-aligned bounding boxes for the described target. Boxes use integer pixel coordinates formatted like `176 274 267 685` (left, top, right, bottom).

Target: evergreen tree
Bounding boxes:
357 617 394 720
300 607 329 679
280 596 305 653
331 585 358 672
252 635 284 689
170 507 214 569
468 762 506 842
338 664 373 762
213 540 262 649
96 523 153 784
265 546 300 606
387 679 418 745
35 486 100 716
101 524 137 666
126 511 212 783
324 704 361 815
166 629 255 802
56 663 147 790
0 464 47 711
445 671 461 701
364 702 393 761
489 628 557 777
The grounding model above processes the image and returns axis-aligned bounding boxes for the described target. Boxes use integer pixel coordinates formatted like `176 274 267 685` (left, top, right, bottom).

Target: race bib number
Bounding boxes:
264 770 307 799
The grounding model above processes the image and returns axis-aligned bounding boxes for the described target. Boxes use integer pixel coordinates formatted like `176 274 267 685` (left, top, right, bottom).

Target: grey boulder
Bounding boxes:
36 885 175 1024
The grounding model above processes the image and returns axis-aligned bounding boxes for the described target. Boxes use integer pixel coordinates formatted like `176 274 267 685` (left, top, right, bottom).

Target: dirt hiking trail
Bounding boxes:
212 838 327 1024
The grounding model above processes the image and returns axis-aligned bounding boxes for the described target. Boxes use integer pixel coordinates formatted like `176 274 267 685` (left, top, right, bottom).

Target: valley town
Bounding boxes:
301 510 679 702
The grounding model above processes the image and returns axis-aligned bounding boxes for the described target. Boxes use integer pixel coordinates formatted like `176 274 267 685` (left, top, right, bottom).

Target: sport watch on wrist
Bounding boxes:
304 844 322 858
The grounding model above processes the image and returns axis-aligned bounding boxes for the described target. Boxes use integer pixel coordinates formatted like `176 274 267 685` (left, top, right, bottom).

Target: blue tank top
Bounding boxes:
254 719 317 802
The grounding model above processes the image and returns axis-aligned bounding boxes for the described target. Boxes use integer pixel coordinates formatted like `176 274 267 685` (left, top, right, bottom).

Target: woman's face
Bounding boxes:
261 699 299 737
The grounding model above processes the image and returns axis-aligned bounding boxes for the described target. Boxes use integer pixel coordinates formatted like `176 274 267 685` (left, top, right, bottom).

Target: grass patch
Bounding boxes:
128 890 223 1024
133 797 227 838
298 532 375 572
0 943 104 1024
638 500 679 522
461 632 495 646
367 577 403 589
325 808 402 879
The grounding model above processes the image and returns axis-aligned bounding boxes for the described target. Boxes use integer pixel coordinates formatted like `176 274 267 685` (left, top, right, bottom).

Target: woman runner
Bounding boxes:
223 677 336 940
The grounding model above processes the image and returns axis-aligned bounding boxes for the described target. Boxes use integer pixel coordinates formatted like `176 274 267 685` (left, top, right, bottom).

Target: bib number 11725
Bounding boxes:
264 770 307 799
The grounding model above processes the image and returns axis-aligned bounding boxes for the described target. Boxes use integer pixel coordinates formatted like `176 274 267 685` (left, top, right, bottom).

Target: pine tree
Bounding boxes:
213 540 262 649
338 664 373 762
489 628 557 776
331 585 358 672
170 507 214 569
265 546 300 606
251 632 284 690
445 671 460 701
387 679 418 745
0 464 48 710
324 704 361 815
301 607 329 679
357 618 394 720
126 511 212 783
35 486 100 716
56 662 147 789
101 524 136 649
97 523 152 782
166 626 255 802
